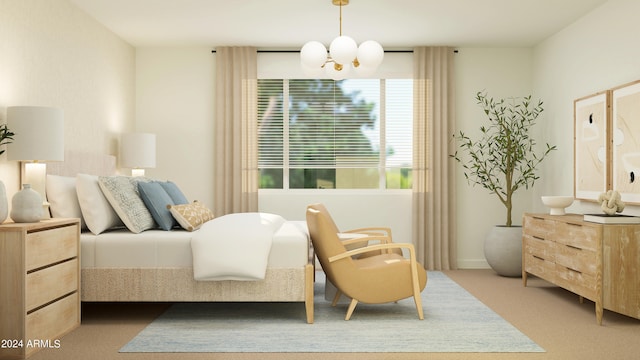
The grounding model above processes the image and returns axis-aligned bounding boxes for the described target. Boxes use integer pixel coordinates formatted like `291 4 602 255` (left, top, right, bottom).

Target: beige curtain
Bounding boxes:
213 47 258 215
412 47 457 270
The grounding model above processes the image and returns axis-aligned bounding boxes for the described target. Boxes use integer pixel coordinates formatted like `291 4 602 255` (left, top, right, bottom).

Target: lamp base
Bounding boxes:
131 168 146 177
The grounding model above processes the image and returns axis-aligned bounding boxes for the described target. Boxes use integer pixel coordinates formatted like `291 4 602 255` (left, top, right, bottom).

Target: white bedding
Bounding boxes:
80 219 309 271
191 213 286 281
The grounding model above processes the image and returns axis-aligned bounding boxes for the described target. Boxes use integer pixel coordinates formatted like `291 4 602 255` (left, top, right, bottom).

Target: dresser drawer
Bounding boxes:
554 265 597 301
524 234 556 262
26 259 79 312
553 222 598 251
25 225 78 271
524 253 556 282
554 243 597 275
523 215 555 240
25 292 79 357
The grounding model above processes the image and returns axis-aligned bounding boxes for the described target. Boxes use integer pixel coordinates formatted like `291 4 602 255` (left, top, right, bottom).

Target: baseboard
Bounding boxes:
457 259 490 269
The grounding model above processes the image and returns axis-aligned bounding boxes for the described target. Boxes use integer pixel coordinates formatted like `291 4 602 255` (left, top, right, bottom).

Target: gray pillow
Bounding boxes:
138 181 177 231
159 181 189 205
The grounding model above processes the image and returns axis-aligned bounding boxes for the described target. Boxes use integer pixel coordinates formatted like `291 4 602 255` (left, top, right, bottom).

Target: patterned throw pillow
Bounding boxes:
98 176 156 233
168 201 215 231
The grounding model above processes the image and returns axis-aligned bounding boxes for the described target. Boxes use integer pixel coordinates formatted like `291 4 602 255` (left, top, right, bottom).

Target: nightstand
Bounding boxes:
0 218 80 359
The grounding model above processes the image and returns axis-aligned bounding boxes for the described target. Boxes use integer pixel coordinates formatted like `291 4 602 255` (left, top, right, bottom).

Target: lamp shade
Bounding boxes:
120 133 156 169
6 106 64 161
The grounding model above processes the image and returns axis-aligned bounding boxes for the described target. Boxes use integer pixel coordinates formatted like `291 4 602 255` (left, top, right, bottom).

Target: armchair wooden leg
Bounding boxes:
414 293 424 320
331 289 342 306
345 298 358 320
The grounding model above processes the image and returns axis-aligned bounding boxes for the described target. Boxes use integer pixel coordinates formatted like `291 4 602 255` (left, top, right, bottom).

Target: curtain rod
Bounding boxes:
210 49 417 54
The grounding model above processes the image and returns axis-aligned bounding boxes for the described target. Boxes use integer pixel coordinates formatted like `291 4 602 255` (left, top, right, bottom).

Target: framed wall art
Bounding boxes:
612 80 640 204
574 91 610 201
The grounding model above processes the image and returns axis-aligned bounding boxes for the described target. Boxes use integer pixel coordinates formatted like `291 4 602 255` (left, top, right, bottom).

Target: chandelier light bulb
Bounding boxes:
329 35 358 66
356 40 384 68
300 41 328 68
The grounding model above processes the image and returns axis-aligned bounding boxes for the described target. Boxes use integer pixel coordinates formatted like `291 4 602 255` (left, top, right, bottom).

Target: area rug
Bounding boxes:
120 271 544 353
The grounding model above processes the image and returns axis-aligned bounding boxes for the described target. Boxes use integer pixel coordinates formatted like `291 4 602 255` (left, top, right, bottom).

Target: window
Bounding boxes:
258 78 412 190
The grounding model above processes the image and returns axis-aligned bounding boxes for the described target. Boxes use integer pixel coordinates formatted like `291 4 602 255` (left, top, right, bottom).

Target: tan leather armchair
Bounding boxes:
306 205 428 320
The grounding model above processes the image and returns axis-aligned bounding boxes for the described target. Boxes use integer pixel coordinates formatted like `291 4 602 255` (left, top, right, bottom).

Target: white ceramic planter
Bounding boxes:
484 225 522 277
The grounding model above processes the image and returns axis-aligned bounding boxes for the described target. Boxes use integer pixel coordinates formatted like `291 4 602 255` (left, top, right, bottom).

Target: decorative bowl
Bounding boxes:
541 196 574 215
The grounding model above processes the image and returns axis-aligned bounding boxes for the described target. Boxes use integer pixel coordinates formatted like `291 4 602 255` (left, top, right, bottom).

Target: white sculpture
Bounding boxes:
598 190 625 215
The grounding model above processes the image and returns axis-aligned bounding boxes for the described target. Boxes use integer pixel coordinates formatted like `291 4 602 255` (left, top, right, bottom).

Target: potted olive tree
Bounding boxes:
452 91 556 276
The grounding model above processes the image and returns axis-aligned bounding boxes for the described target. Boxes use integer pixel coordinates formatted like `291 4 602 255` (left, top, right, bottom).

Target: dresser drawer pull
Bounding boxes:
533 235 545 241
567 267 582 274
566 244 582 251
533 255 545 261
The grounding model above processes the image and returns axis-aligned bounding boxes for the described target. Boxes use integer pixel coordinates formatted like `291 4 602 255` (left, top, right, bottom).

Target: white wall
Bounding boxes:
0 0 135 201
135 47 215 207
453 47 534 268
533 0 640 216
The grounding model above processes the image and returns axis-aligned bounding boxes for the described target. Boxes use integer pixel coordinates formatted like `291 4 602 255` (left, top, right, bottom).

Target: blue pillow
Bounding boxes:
159 181 189 205
138 181 176 231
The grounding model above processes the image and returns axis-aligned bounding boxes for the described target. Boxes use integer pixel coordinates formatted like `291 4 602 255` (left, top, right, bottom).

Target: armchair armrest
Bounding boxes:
329 243 415 263
339 235 392 247
344 227 392 238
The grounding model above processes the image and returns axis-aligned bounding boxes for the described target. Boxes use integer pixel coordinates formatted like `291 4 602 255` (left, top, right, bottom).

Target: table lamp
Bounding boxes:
121 133 156 177
7 106 64 205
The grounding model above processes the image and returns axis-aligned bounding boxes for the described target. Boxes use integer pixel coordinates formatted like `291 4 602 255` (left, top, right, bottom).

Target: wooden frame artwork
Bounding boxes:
612 80 640 204
574 91 610 201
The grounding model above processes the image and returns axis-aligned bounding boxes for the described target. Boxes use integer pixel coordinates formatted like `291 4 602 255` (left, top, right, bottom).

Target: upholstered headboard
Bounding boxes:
46 150 116 177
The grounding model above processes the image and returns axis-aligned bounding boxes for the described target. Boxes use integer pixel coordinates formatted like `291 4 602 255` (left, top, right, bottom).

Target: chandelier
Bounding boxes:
300 0 384 80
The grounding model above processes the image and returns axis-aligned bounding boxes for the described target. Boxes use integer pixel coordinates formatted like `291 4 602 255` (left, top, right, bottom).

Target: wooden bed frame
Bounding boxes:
47 151 315 323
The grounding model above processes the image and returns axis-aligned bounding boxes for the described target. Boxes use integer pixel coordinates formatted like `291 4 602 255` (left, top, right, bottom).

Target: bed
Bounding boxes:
45 151 315 323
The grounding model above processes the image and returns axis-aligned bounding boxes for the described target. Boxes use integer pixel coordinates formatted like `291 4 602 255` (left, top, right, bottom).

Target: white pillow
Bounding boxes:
98 176 155 234
76 173 123 235
46 174 86 229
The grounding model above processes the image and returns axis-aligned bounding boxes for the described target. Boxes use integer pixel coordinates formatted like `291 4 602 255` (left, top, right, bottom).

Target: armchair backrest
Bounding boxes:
307 203 340 233
306 206 354 287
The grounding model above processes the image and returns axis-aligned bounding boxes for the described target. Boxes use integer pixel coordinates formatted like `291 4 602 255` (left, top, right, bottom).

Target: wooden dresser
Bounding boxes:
522 213 640 325
0 218 80 359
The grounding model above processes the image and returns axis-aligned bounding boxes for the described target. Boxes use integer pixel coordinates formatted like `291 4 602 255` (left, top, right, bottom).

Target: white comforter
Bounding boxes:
190 212 287 281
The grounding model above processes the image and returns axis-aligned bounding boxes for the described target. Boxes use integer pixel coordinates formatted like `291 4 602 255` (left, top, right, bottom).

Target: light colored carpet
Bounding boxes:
120 271 543 353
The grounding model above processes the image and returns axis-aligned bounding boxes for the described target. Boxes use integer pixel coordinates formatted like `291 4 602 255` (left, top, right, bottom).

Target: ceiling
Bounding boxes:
69 0 610 48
